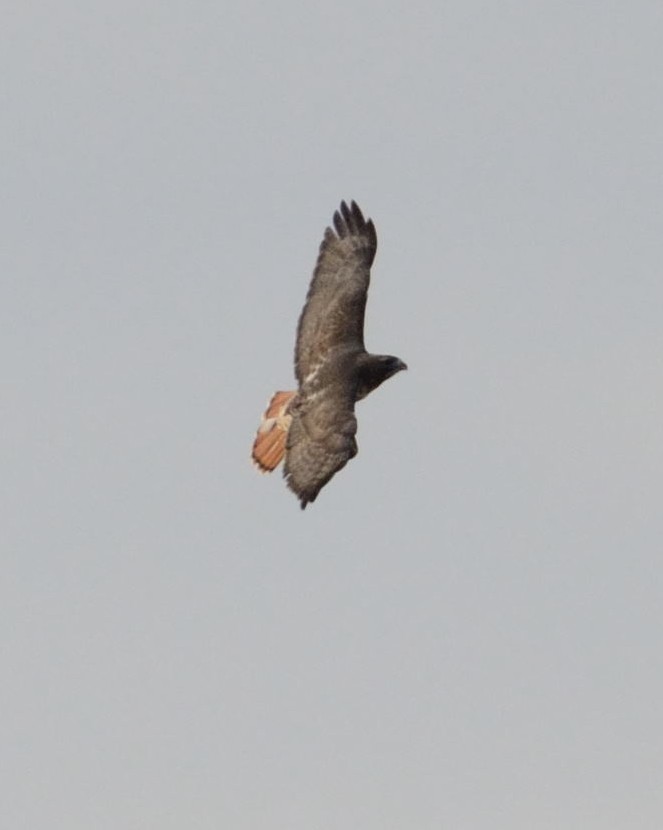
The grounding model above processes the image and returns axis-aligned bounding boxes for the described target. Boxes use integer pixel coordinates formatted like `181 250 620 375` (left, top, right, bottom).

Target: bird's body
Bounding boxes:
252 201 406 508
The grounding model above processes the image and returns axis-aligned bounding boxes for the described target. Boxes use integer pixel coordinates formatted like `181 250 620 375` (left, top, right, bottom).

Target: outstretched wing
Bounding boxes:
294 201 377 384
284 384 358 509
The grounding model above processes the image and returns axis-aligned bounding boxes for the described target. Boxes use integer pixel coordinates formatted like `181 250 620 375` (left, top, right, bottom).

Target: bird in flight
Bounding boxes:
251 200 406 508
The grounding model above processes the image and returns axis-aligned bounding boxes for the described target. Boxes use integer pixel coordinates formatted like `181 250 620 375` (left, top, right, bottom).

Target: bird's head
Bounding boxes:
381 355 408 377
356 353 407 400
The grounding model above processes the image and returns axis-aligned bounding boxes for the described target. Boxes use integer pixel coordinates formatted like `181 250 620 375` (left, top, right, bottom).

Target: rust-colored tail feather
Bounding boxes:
251 390 296 473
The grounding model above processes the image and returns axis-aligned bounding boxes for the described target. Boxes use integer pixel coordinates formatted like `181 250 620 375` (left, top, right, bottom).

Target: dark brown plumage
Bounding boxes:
252 201 406 508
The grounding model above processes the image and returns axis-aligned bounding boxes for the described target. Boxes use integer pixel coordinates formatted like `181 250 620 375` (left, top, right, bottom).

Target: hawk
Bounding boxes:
251 200 406 508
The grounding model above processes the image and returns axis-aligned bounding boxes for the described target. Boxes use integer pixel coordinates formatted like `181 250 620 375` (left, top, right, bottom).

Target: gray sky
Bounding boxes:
3 2 663 828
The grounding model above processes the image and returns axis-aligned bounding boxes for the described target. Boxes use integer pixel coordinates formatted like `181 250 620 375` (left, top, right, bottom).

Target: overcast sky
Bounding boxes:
3 2 663 828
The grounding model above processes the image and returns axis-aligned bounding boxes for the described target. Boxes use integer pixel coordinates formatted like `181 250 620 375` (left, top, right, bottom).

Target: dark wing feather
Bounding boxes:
284 385 358 509
294 201 377 384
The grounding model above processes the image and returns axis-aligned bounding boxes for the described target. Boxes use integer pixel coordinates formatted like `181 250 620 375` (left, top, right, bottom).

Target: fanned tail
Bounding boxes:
251 390 296 472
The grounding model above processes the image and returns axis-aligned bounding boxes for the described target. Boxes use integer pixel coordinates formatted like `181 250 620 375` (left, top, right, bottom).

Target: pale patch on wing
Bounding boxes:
302 362 323 386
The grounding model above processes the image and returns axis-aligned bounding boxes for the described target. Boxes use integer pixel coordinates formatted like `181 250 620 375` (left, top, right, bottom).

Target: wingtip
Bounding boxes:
298 491 316 510
333 199 373 240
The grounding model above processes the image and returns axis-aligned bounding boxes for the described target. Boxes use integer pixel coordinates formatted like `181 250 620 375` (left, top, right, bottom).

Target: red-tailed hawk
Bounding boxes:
252 201 406 508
